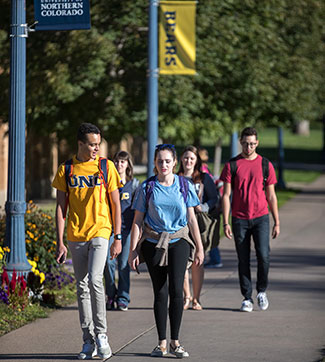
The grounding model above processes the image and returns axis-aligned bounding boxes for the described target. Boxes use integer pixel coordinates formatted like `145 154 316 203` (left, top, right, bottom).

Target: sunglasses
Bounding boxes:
155 144 175 150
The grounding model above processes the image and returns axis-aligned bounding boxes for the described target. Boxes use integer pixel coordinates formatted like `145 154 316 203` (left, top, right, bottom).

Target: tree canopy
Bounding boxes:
0 0 324 145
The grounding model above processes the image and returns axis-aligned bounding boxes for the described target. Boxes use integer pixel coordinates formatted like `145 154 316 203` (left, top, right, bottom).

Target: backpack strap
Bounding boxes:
145 176 157 209
131 178 140 193
99 157 108 185
145 175 189 210
229 156 270 191
229 156 238 190
178 175 189 204
262 157 270 190
98 157 109 202
63 159 73 220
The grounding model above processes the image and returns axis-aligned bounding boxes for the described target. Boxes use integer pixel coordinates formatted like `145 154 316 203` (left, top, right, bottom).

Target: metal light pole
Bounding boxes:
147 0 159 177
231 131 238 158
5 0 31 276
277 126 286 189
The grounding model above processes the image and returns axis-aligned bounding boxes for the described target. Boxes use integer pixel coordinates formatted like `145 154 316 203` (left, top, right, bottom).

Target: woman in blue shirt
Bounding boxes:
128 144 204 358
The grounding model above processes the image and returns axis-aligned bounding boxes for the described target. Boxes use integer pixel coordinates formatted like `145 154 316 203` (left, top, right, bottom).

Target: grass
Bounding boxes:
202 128 323 150
281 170 321 184
198 127 324 164
0 303 48 337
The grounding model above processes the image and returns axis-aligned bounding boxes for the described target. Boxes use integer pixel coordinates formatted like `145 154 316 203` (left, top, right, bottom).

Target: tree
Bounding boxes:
0 0 324 148
0 0 148 146
159 0 325 144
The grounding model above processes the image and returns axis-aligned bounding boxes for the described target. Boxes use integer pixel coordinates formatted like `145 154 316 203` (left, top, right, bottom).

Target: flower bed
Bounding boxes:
0 201 76 335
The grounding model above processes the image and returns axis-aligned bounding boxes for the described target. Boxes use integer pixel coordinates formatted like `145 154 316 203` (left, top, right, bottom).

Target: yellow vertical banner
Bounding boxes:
159 1 196 75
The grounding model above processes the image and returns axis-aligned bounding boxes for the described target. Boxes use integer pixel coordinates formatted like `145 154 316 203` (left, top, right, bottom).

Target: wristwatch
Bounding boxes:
114 234 122 241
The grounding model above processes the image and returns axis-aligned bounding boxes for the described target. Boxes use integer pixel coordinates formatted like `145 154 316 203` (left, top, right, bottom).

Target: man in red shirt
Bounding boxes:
221 127 280 312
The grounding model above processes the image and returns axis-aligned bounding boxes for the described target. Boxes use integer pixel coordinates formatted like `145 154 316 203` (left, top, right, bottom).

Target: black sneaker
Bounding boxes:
106 299 115 311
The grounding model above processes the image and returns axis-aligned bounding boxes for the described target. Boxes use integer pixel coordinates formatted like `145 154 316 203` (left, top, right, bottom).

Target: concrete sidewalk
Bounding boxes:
1 176 324 362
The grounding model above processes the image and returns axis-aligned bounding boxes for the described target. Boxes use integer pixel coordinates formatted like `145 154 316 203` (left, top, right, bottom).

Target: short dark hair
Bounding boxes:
77 123 101 143
240 127 258 140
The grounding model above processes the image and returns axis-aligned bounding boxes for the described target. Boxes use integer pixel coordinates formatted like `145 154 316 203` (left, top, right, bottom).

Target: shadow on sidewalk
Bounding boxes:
313 347 325 362
271 247 325 268
0 353 76 360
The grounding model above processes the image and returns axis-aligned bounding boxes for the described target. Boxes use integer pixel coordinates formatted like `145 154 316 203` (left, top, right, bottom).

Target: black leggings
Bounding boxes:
141 238 190 340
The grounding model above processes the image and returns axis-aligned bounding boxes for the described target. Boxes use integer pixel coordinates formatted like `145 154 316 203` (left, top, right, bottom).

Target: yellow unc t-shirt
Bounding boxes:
52 155 122 242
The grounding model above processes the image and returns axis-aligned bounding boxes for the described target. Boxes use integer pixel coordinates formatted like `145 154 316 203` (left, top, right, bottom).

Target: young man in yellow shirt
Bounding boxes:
52 123 122 360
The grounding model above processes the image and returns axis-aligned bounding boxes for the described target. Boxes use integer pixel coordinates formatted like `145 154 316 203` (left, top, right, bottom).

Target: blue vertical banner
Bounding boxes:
34 0 91 31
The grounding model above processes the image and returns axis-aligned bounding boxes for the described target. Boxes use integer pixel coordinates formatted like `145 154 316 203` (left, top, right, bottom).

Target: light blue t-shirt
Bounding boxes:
133 175 200 243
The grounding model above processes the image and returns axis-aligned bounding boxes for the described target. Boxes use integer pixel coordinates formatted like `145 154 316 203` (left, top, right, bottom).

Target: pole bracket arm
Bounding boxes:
147 68 159 78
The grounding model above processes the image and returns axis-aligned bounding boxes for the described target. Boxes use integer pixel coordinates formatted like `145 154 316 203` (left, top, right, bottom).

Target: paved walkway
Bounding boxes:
1 176 325 362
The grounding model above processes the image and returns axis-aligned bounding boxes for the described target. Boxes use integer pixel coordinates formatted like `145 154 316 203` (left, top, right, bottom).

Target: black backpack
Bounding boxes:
230 156 269 191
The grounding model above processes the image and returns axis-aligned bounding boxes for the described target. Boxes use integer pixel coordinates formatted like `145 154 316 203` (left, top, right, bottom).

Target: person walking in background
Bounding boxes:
104 151 139 312
179 146 220 311
220 127 280 312
53 123 122 360
128 144 204 358
198 148 223 269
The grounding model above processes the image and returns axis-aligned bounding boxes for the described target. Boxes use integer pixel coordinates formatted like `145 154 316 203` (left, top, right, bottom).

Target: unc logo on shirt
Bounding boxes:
121 192 130 201
67 175 102 188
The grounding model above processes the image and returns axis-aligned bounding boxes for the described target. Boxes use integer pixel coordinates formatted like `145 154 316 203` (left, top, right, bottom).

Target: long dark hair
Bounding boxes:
178 145 203 183
113 150 134 182
153 144 178 175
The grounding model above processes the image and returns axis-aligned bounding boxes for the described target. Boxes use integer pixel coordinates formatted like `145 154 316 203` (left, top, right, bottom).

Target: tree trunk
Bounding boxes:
213 137 223 178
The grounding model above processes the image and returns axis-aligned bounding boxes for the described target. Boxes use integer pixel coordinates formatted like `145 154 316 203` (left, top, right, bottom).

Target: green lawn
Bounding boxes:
198 127 324 164
202 128 323 150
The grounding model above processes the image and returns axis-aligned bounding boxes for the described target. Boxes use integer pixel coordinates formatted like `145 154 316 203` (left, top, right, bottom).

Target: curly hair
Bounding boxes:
77 123 101 143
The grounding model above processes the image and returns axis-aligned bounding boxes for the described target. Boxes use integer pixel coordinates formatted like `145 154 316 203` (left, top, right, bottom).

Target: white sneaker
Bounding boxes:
170 344 190 358
78 340 97 360
96 334 112 359
257 292 269 311
240 299 253 312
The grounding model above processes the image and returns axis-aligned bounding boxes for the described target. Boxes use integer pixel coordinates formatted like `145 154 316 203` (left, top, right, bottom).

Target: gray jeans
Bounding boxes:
68 237 108 342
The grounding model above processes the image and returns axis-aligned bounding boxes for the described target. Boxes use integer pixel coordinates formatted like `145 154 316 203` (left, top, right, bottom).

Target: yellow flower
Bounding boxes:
27 231 34 239
32 224 36 229
34 255 39 262
40 272 45 284
26 210 31 214
34 269 40 276
28 259 37 268
26 239 31 244
53 241 57 245
0 254 3 261
3 247 10 253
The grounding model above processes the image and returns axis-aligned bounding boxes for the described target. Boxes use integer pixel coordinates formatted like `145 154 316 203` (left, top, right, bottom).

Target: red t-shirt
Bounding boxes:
220 154 277 220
